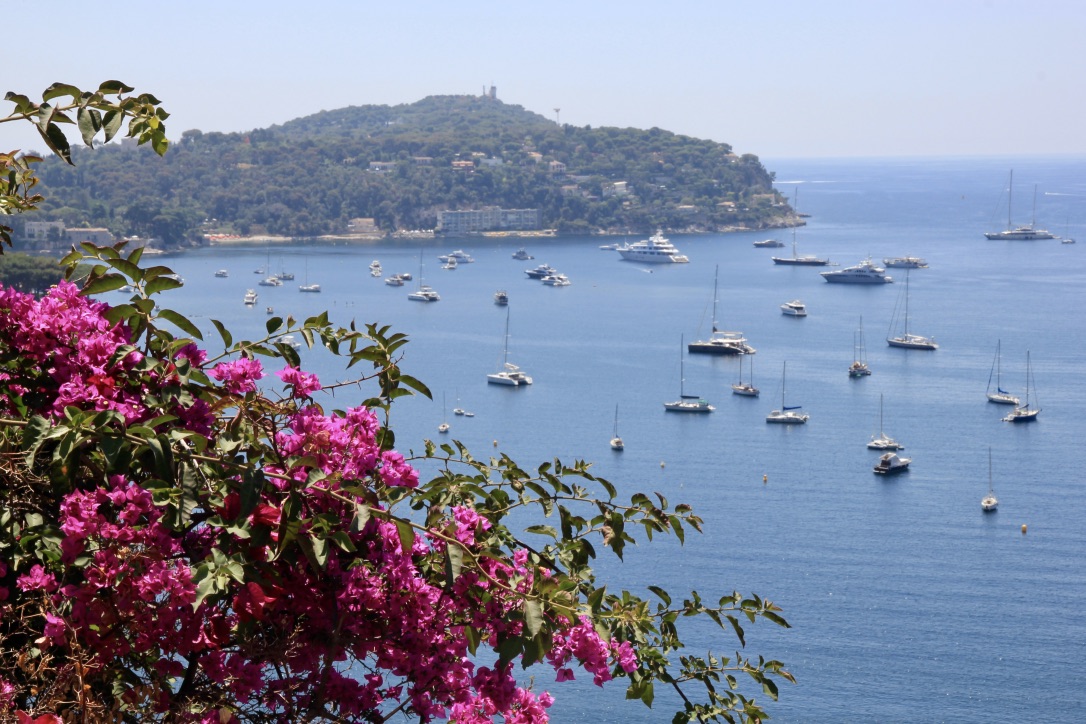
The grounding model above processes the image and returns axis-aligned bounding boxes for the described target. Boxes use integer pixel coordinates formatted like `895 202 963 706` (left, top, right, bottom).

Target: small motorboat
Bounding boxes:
873 452 911 475
780 300 807 317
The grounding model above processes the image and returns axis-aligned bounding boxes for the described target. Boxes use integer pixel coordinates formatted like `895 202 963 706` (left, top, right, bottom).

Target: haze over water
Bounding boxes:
150 155 1086 722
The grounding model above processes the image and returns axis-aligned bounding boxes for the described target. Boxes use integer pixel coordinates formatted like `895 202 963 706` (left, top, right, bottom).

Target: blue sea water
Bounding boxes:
144 155 1086 722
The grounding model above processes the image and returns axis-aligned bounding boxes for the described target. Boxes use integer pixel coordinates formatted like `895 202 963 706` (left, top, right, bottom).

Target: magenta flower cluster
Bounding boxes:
0 281 638 722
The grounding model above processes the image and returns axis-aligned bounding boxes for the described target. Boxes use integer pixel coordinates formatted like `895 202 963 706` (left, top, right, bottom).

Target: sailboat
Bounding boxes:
487 306 532 386
766 361 808 424
688 265 755 355
298 258 321 293
610 404 624 450
1003 351 1040 422
849 316 872 377
452 390 470 417
407 249 440 301
984 170 1055 240
664 336 714 412
981 447 998 512
867 394 903 450
772 188 830 266
438 392 450 434
986 340 1019 405
731 353 759 396
886 268 937 350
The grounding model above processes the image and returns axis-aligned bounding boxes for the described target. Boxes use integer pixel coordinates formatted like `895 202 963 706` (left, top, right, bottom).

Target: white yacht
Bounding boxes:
487 307 532 386
259 276 283 287
493 289 509 305
886 270 936 350
441 258 458 270
439 250 475 263
664 336 714 413
407 285 440 302
873 452 911 475
512 248 534 260
753 238 785 248
820 258 893 284
883 257 928 269
525 264 558 279
780 300 807 317
214 269 229 278
385 274 406 287
617 230 689 263
765 361 808 424
985 170 1055 240
688 266 755 355
867 395 903 450
243 289 258 305
541 274 571 286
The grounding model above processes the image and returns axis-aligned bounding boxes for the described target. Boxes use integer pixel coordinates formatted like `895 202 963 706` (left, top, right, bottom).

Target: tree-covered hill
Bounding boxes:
24 94 795 245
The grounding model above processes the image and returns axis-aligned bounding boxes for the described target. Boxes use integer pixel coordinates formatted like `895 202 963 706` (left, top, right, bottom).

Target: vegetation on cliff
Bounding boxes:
22 95 792 244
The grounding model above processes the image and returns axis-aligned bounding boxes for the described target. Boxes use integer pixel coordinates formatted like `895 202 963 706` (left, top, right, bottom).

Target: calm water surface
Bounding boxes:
148 155 1086 722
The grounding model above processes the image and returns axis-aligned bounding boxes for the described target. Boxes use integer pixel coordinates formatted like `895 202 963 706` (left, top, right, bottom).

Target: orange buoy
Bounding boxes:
1021 524 1028 534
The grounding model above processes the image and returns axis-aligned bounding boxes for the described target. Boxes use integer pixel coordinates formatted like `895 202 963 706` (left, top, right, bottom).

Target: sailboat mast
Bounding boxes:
502 307 511 366
1008 169 1014 229
781 361 787 408
711 265 719 332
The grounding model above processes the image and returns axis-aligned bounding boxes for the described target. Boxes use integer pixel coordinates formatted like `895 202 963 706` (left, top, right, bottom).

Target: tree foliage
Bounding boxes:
21 95 792 244
0 84 792 724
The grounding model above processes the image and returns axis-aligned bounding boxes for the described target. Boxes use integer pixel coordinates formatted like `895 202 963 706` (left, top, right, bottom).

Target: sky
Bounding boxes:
4 0 1086 160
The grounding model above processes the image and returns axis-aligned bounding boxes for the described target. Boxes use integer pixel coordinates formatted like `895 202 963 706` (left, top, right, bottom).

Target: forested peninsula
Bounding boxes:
23 94 796 246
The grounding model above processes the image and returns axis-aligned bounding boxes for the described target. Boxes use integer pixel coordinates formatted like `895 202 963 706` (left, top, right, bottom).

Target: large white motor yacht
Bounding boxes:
820 258 893 284
617 230 689 263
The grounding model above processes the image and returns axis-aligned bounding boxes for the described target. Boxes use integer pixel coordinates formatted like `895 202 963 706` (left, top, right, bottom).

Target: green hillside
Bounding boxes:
24 94 794 246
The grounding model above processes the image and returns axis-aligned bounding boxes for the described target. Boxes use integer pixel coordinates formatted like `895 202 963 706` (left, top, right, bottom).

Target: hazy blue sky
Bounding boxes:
4 0 1085 159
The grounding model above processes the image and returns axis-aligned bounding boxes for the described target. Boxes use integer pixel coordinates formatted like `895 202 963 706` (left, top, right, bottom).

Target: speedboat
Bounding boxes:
753 238 785 248
385 275 405 287
441 258 458 270
407 285 440 302
780 300 807 316
883 256 928 268
243 289 258 305
873 452 911 475
494 290 509 305
541 274 571 286
525 264 558 279
259 276 283 287
214 269 229 278
298 283 321 293
599 243 621 251
820 258 893 284
617 230 689 263
512 248 534 260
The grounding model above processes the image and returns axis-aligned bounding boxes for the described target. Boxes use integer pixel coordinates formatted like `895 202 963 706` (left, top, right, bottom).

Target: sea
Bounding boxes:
134 155 1086 723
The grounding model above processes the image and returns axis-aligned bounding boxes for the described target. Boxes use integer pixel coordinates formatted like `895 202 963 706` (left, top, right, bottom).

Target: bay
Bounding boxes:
144 154 1086 722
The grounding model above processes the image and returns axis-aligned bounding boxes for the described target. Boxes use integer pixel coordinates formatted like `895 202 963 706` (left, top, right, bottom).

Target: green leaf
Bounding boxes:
648 585 672 607
144 276 183 295
77 106 103 146
444 544 463 587
524 598 544 637
81 273 128 295
394 518 416 556
210 319 233 349
102 109 123 143
156 308 203 339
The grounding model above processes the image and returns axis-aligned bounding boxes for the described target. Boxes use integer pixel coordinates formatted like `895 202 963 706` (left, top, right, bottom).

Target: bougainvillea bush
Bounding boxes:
1 84 791 724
